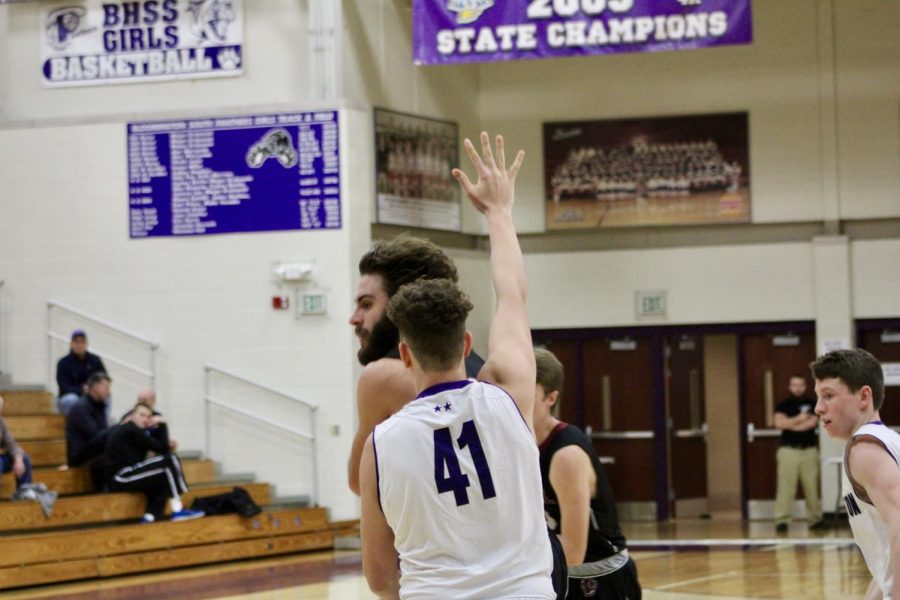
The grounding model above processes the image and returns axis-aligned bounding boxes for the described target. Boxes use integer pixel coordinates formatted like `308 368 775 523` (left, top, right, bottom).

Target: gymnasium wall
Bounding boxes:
0 110 373 518
476 0 900 232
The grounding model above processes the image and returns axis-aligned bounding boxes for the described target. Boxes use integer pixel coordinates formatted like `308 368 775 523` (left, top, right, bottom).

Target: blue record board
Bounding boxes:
127 110 340 238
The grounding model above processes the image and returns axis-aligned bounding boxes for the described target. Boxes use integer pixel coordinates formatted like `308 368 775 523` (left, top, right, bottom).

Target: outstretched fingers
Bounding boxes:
463 137 485 175
495 134 506 171
451 168 474 195
480 131 495 168
508 149 525 180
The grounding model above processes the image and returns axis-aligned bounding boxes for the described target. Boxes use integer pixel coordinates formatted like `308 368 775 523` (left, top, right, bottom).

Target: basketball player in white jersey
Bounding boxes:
359 132 555 599
813 348 900 600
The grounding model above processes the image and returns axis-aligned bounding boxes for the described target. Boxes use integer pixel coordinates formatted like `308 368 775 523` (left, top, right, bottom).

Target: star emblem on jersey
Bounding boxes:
444 402 452 411
434 405 442 413
434 402 453 413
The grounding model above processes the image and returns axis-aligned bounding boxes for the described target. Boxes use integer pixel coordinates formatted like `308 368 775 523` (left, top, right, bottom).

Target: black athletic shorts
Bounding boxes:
567 557 641 600
548 528 568 600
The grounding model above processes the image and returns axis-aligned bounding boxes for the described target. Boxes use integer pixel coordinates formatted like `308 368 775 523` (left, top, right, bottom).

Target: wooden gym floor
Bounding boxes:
0 520 871 600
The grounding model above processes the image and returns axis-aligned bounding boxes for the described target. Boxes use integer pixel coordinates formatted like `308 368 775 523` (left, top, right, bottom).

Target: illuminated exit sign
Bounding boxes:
636 290 667 318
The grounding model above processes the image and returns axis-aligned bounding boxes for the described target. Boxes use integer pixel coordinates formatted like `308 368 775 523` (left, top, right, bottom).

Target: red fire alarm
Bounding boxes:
272 295 290 309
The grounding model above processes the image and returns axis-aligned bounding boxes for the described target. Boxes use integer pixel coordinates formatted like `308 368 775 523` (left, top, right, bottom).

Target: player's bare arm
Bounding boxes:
549 445 594 565
348 360 415 495
848 438 900 599
452 132 535 427
360 434 401 599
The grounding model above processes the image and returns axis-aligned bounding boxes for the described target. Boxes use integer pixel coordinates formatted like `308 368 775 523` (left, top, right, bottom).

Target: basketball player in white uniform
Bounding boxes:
359 132 555 599
813 349 900 600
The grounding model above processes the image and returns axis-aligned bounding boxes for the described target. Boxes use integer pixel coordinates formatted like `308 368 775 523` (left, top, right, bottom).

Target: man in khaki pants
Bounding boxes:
774 375 826 532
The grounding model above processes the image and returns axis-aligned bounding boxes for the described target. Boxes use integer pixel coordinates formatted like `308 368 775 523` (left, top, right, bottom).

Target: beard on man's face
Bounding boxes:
356 314 400 366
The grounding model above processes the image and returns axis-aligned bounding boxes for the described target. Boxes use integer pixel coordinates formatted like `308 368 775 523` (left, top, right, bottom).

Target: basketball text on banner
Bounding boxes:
40 0 244 87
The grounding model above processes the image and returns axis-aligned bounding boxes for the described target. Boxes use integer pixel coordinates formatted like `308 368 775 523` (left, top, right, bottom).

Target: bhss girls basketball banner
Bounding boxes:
413 0 752 65
40 0 243 87
544 112 750 229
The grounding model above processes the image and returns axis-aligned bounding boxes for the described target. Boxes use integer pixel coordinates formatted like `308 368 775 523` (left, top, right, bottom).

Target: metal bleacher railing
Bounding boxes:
46 299 160 395
204 365 319 506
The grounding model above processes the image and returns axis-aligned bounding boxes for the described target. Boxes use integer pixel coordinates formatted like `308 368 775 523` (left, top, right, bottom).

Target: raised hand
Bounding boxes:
452 132 525 216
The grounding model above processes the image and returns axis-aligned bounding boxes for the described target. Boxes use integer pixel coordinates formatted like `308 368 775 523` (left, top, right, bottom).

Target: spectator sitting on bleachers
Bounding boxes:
56 329 106 417
65 372 112 491
106 402 203 523
120 389 177 451
0 394 33 494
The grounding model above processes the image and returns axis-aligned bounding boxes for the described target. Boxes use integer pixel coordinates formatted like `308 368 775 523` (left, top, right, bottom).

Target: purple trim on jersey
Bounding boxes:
372 427 383 515
868 420 884 425
483 381 530 429
845 427 900 505
416 379 472 400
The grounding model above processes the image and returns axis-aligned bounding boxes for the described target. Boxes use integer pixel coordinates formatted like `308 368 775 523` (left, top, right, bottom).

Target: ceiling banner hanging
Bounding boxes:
413 0 752 66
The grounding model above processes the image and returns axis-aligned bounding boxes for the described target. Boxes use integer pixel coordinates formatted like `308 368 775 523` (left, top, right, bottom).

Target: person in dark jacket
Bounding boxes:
56 329 106 416
119 389 177 450
65 372 112 490
106 402 203 523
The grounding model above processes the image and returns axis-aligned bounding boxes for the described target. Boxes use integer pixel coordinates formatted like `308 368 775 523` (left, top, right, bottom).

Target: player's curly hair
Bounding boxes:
811 348 884 410
359 235 458 298
386 279 472 372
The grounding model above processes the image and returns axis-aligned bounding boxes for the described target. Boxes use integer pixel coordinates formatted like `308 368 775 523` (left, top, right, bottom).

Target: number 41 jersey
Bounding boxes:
373 379 555 600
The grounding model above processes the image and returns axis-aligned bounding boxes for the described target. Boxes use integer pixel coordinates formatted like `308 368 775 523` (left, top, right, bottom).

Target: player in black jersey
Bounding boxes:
533 348 641 599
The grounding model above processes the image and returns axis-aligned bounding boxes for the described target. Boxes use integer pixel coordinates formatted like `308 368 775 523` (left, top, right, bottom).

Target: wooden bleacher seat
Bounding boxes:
0 390 53 416
0 481 272 532
0 386 341 591
0 507 335 589
0 459 217 497
16 440 66 466
3 415 64 441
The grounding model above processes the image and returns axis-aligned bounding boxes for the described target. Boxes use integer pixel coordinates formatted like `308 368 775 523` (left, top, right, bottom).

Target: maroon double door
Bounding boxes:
537 330 706 520
535 321 819 521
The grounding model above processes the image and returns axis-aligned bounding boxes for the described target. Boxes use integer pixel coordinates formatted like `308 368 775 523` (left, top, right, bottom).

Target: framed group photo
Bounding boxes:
374 108 461 232
543 112 750 230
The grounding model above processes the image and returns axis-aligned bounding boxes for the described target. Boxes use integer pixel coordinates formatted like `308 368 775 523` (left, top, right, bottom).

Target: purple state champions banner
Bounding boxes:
413 0 752 65
128 111 341 238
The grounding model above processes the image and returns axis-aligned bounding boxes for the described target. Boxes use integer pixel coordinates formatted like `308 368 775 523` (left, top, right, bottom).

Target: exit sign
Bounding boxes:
299 292 327 316
636 291 667 318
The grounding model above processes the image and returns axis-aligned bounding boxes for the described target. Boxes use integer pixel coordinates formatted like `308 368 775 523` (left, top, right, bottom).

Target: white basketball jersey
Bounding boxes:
842 421 900 600
373 379 555 600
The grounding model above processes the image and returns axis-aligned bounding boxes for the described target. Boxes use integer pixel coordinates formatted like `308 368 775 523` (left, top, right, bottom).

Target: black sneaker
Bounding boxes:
775 523 788 533
809 520 829 531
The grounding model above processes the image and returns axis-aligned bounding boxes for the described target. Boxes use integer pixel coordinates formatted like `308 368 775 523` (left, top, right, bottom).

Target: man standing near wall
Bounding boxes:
347 236 484 495
773 374 825 532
